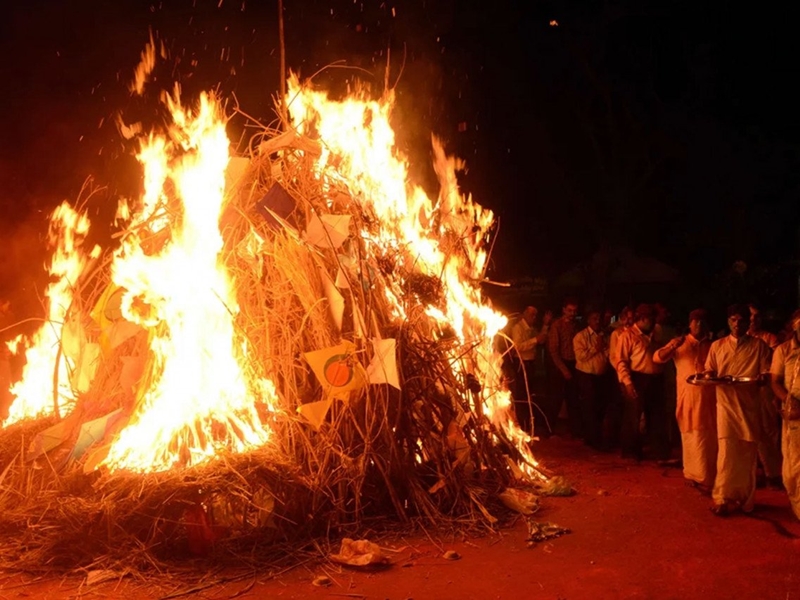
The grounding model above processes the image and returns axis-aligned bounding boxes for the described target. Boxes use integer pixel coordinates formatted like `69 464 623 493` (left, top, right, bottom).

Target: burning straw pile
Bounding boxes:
0 71 547 573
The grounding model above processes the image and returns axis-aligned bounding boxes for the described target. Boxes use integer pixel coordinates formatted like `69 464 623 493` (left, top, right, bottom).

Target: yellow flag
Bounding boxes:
304 341 367 400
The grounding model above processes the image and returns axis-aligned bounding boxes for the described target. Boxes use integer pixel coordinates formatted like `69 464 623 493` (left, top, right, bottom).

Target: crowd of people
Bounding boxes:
502 298 800 520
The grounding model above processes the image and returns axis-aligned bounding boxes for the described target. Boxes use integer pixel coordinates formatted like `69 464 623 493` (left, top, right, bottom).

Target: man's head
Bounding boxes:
634 303 655 334
522 305 538 326
586 309 602 333
562 297 579 321
602 308 614 329
727 304 750 337
688 308 709 339
619 306 635 328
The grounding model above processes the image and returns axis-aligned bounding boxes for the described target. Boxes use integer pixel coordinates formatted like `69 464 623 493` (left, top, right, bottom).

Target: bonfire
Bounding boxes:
0 44 553 573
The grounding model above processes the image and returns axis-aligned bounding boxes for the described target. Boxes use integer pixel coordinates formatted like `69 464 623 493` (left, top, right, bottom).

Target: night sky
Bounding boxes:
1 1 799 318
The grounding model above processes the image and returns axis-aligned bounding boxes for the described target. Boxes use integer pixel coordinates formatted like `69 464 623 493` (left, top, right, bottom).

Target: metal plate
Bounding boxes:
686 374 767 386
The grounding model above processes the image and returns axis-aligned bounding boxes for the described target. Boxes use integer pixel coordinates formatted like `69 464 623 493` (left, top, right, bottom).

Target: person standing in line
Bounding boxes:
704 304 772 516
615 304 668 461
547 298 580 437
510 305 551 436
654 309 717 493
769 308 800 520
748 303 783 488
573 308 610 450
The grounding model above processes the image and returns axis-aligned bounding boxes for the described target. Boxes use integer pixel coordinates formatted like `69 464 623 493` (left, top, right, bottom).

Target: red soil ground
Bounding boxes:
3 437 798 600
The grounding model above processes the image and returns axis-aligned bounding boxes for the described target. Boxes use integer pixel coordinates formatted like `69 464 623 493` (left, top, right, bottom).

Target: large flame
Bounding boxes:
4 202 97 425
101 91 276 472
287 76 537 470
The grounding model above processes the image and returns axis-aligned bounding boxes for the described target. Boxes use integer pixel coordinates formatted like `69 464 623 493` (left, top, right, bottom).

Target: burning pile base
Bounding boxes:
0 75 548 573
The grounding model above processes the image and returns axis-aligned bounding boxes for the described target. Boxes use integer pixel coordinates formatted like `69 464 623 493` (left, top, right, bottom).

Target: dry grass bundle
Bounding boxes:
0 116 535 575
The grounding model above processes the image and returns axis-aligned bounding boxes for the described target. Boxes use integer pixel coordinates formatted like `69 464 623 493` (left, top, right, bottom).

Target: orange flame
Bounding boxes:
4 202 98 425
287 75 539 472
101 90 276 473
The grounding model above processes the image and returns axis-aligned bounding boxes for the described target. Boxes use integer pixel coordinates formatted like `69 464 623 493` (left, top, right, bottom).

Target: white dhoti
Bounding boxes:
682 429 717 488
713 437 758 512
783 420 800 520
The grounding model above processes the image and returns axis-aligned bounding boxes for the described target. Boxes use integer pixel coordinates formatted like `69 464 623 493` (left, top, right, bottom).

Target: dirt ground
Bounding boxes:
2 437 798 600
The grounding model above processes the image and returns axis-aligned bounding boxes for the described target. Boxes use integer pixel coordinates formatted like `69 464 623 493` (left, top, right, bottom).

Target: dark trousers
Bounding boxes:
576 370 612 449
512 359 549 436
621 371 669 460
547 358 579 437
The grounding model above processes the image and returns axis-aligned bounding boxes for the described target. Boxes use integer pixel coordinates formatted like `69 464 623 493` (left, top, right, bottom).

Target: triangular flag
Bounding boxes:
334 268 351 289
304 214 350 249
366 338 400 390
320 269 345 332
297 399 332 430
120 355 145 394
61 313 87 363
70 342 101 393
28 419 72 460
304 341 367 400
224 156 250 196
70 408 124 460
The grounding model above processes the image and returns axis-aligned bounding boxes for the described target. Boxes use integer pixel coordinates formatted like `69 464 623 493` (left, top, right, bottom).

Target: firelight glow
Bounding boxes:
101 91 276 472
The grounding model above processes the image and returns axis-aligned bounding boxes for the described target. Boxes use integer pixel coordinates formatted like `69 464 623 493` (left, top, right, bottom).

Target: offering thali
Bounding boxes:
686 374 767 386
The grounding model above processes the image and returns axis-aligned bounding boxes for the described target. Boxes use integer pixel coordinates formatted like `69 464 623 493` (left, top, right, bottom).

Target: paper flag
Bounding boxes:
28 419 72 459
320 270 344 331
255 182 298 229
120 355 145 394
334 268 351 289
304 214 351 249
71 342 101 393
304 341 367 400
366 338 400 389
83 444 112 473
61 313 87 362
105 320 142 351
297 399 332 430
224 156 250 195
69 408 124 460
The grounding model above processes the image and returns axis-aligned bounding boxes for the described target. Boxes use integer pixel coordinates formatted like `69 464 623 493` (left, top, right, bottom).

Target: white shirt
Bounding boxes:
511 318 541 362
573 327 608 375
705 334 771 441
771 337 800 397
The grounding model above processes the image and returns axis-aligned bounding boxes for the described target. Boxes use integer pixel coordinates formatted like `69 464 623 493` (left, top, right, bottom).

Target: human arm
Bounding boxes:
654 335 685 364
614 332 636 397
511 322 539 353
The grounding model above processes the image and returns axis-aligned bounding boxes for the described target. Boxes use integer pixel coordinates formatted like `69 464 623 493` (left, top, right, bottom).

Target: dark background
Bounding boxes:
1 0 799 328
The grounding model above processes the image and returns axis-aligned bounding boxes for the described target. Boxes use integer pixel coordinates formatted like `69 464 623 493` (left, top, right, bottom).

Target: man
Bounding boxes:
615 304 668 460
704 304 772 515
573 308 610 449
606 305 634 450
510 306 550 435
547 298 580 437
609 306 635 369
769 308 800 520
748 304 782 488
654 309 717 492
